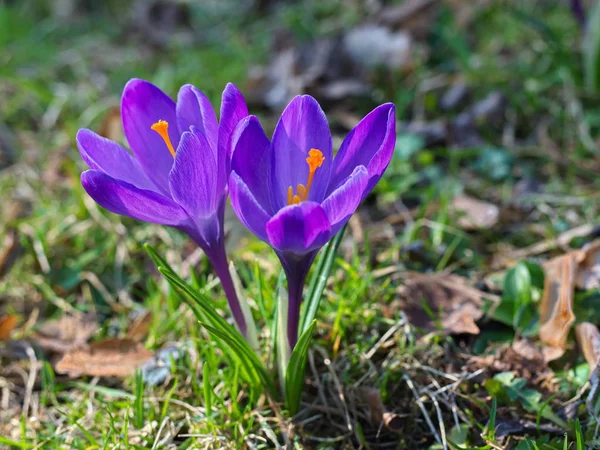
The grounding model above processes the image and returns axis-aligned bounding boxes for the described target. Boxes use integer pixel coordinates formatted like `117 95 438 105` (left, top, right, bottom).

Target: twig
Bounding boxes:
151 417 170 450
403 374 442 446
424 388 448 450
22 344 38 419
364 318 405 359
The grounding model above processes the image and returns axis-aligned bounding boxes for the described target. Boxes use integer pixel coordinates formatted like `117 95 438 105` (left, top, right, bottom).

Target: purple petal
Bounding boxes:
218 83 248 189
322 165 368 234
121 79 179 195
169 128 218 218
176 84 218 154
330 103 396 197
230 116 273 214
229 171 271 242
266 202 331 255
81 170 187 225
76 129 157 191
271 95 332 209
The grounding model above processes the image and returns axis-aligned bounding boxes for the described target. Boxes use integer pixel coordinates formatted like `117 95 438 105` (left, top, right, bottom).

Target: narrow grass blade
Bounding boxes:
285 319 317 415
203 363 212 419
299 225 346 334
585 0 600 92
133 369 144 429
0 437 33 449
575 419 584 450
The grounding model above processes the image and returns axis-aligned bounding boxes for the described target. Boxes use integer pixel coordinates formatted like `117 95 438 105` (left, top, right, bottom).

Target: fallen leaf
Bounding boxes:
0 315 18 341
538 253 577 357
398 273 500 335
575 239 600 290
576 322 600 369
451 195 499 230
127 310 153 342
33 314 98 353
468 339 554 382
357 387 402 433
98 106 123 142
55 338 154 377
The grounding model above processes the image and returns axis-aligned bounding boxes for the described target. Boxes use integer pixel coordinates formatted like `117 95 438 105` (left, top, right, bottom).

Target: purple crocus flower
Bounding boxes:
228 95 396 348
77 79 250 337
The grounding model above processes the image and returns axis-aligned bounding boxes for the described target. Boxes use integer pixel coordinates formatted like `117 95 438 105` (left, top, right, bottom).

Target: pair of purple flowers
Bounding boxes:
78 79 396 349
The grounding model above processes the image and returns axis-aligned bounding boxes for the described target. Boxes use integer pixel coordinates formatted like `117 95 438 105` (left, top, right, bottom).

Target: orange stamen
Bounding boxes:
151 120 176 157
297 184 307 202
286 148 325 205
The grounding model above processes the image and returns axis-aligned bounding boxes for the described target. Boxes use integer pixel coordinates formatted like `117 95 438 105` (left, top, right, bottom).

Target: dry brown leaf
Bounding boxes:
357 387 402 433
127 311 153 342
33 314 98 353
0 315 18 341
398 272 499 335
575 239 600 290
468 339 555 382
98 106 123 142
576 322 600 369
55 338 154 377
538 253 577 357
451 195 499 230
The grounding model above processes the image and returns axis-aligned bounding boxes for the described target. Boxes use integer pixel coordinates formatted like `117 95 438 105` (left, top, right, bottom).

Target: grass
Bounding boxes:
2 0 600 448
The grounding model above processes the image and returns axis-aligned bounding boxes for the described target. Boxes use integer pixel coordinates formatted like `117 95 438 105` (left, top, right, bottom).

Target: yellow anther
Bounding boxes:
286 148 325 205
151 120 176 158
297 184 307 202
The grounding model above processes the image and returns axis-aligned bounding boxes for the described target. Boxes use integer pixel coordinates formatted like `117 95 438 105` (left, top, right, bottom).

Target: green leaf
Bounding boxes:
203 363 213 419
575 419 584 450
144 242 176 274
200 322 262 389
487 372 567 429
157 267 276 397
285 320 317 415
487 397 497 441
300 225 346 334
504 262 532 306
0 436 33 449
133 369 144 429
276 285 290 395
492 261 538 333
